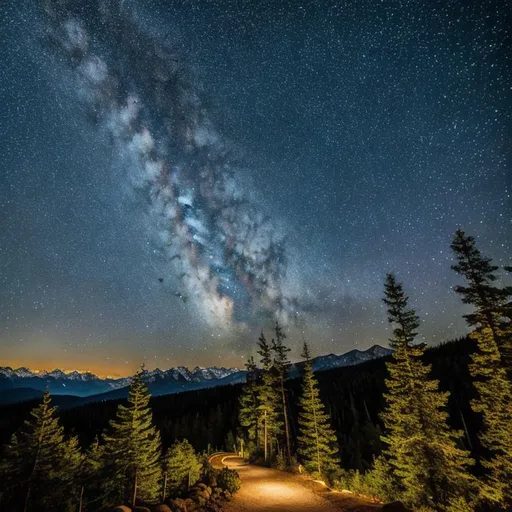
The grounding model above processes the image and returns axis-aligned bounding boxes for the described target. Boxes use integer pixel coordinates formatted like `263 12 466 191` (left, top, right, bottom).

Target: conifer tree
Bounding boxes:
297 341 340 480
162 439 202 499
381 273 475 511
451 229 512 372
271 321 292 466
451 230 512 506
238 356 260 452
0 390 83 511
102 368 162 507
256 331 282 462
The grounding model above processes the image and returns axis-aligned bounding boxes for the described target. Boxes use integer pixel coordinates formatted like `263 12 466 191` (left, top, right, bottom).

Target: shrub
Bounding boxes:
216 467 241 494
201 461 218 487
273 452 287 471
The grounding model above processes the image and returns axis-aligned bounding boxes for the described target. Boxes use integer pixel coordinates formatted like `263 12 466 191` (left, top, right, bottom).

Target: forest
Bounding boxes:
0 229 510 512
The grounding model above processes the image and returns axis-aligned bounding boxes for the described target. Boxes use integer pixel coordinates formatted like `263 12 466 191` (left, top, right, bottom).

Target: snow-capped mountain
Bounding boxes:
0 364 242 398
0 345 391 405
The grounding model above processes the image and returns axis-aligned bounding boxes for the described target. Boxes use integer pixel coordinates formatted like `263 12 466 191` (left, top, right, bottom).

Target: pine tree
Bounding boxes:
78 436 105 511
451 229 512 372
102 368 162 507
0 390 83 511
381 273 475 511
238 356 260 452
297 341 340 481
271 321 292 466
256 331 282 462
162 439 202 499
451 230 512 506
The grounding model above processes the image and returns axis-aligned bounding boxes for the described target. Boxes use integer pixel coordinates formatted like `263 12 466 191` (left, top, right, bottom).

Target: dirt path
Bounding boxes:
213 455 382 512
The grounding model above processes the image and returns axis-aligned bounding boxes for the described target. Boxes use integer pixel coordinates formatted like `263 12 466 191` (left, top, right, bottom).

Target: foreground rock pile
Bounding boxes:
113 467 240 512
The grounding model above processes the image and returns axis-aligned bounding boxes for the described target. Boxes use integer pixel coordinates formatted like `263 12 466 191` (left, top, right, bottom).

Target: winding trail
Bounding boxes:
210 455 382 512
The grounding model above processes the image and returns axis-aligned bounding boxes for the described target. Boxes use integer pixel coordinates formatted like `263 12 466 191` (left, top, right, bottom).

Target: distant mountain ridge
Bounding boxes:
0 344 392 405
310 344 392 372
0 365 242 398
0 365 239 383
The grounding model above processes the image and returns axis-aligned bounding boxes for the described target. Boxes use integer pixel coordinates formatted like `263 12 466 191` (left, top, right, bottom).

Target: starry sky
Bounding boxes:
0 0 510 377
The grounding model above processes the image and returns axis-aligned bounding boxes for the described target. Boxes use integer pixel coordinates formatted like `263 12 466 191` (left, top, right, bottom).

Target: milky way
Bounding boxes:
0 0 510 373
43 0 299 331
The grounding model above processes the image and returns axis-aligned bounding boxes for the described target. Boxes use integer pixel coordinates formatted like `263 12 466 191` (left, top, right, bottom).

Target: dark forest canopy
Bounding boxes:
0 336 478 470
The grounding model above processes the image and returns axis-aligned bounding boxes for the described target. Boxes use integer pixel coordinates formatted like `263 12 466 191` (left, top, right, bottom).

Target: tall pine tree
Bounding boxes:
381 273 475 511
297 340 340 481
451 230 512 506
102 367 162 507
451 229 512 372
256 331 282 462
0 390 83 511
271 321 293 466
238 356 260 453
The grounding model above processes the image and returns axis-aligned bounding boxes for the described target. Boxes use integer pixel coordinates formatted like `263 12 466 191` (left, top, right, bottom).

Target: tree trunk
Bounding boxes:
78 485 84 512
162 471 168 503
264 410 268 462
132 471 138 509
23 483 31 512
460 410 473 450
281 380 292 466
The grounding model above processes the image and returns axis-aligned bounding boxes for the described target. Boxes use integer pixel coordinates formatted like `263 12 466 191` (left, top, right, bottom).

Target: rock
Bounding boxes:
133 508 151 512
190 487 209 501
169 497 188 512
382 502 413 512
220 489 231 501
113 507 132 512
155 506 172 512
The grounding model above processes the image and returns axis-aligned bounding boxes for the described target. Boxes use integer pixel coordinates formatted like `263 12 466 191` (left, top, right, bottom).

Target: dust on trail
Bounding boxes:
213 455 382 512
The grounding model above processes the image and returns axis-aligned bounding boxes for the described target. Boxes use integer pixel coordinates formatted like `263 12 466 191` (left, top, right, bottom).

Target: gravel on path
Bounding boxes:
216 456 382 512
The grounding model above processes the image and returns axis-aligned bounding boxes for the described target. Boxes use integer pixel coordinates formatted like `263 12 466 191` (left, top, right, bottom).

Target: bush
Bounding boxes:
331 455 400 503
273 452 287 471
201 461 218 487
332 468 381 500
216 467 241 494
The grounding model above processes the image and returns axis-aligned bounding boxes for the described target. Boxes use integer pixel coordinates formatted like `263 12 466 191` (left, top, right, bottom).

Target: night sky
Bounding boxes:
1 0 510 376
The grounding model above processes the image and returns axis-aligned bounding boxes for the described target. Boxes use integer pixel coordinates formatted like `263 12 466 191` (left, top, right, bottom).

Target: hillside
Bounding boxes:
0 337 478 470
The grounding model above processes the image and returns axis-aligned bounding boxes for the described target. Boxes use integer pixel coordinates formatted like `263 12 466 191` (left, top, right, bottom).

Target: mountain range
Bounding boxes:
0 344 392 405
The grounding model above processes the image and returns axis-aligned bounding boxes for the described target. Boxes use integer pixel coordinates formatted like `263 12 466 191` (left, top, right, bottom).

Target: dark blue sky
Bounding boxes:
0 0 510 375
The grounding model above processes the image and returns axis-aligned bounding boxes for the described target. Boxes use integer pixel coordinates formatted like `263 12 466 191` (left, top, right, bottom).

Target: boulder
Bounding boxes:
155 505 172 512
185 498 196 510
113 507 131 512
382 502 413 512
133 508 151 512
169 497 188 512
221 489 231 501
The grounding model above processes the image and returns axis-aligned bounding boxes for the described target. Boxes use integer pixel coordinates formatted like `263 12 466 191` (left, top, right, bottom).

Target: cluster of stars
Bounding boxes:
0 0 510 374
